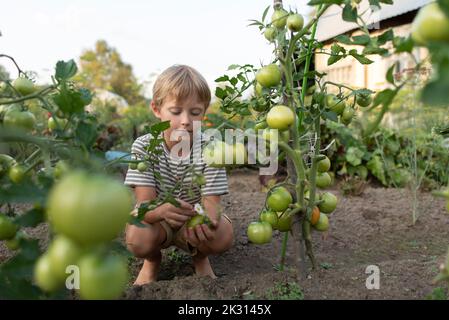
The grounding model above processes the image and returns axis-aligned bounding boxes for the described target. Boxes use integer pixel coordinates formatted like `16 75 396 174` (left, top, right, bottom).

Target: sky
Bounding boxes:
0 0 310 97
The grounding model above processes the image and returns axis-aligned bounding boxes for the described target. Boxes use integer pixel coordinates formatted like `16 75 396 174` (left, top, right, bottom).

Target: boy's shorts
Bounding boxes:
160 214 232 256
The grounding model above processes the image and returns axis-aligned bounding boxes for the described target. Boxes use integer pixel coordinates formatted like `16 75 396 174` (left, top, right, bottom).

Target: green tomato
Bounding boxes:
266 105 295 130
267 187 293 212
12 77 35 96
411 3 449 45
9 165 25 184
316 172 332 189
277 211 293 232
318 192 338 214
287 14 304 32
0 215 17 240
271 8 289 29
256 64 281 88
247 221 272 244
356 93 372 107
128 162 138 170
46 171 133 246
317 156 331 173
48 116 68 131
264 27 277 42
260 209 278 229
137 162 148 172
0 154 16 178
47 235 85 282
325 94 346 115
313 213 329 232
53 160 70 179
34 254 63 293
341 106 355 122
3 110 36 131
187 214 207 228
78 252 129 300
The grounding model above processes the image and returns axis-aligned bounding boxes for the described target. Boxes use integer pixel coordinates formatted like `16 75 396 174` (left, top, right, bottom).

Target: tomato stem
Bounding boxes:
279 232 288 271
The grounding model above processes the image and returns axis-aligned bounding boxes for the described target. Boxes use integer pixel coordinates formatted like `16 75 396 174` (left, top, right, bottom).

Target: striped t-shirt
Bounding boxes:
124 133 229 205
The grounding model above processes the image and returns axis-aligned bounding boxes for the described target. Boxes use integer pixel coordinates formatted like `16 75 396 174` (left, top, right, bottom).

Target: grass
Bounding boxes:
265 281 304 300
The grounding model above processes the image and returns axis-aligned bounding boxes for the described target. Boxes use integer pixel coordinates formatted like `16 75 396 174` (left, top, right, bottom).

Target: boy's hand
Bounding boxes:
183 223 217 247
157 200 196 229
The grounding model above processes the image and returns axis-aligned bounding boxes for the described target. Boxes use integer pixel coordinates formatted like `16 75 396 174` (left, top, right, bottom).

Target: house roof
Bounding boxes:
315 0 433 42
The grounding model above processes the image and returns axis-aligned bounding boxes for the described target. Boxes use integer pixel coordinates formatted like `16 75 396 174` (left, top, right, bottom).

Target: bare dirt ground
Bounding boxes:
125 169 449 300
1 169 448 300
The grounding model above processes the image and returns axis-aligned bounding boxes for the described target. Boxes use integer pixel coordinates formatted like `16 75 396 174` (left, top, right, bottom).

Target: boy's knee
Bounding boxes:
212 222 234 254
126 242 154 259
125 225 161 258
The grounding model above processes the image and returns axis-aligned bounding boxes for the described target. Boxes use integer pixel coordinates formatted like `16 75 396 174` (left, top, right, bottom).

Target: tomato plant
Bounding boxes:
213 0 427 275
0 58 169 300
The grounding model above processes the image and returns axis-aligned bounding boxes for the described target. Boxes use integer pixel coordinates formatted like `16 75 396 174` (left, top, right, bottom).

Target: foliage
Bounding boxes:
75 40 145 105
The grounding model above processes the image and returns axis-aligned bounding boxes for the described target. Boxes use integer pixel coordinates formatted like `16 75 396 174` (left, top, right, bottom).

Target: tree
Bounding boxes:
76 40 144 105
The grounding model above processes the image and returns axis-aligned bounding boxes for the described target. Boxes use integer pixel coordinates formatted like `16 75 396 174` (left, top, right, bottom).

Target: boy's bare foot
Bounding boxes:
134 252 162 286
192 255 217 279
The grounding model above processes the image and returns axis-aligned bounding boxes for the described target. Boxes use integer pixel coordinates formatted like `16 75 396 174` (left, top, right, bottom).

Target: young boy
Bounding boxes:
124 65 234 285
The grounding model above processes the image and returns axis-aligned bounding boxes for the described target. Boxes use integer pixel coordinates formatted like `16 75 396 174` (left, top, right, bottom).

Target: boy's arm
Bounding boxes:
202 195 223 228
134 186 163 224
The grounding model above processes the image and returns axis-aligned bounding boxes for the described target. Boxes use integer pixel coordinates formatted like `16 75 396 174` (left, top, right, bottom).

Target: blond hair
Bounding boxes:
152 65 211 109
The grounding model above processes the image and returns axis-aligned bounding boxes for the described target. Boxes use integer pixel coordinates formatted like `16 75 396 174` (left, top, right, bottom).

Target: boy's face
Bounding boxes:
151 94 206 145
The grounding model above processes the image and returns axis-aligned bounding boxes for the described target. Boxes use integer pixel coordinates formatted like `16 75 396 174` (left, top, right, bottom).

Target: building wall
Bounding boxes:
315 23 428 93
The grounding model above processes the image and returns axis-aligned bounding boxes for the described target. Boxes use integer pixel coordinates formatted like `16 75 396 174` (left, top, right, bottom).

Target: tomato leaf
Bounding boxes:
215 75 229 83
393 36 414 53
262 5 270 22
352 35 371 45
349 50 374 64
342 4 358 22
367 155 387 185
14 208 45 228
215 87 227 99
372 88 396 108
75 118 99 149
386 63 396 85
345 146 365 166
370 0 393 6
308 0 344 5
322 111 338 122
350 50 369 63
335 35 353 45
377 29 394 45
227 64 240 71
149 120 170 137
55 60 78 82
327 55 344 66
